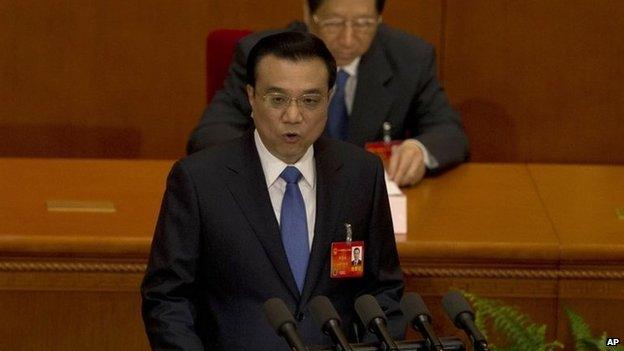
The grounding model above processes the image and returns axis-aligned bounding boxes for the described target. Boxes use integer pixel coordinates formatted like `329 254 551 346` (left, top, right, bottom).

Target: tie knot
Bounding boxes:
280 166 302 184
336 69 350 87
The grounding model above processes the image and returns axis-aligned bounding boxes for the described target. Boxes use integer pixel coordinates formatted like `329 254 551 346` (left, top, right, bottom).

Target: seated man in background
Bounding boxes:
142 32 404 350
188 0 469 187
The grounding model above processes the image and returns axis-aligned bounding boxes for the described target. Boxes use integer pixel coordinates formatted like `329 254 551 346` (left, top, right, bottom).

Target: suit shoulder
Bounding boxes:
178 138 241 175
319 138 383 169
377 24 433 51
376 24 435 61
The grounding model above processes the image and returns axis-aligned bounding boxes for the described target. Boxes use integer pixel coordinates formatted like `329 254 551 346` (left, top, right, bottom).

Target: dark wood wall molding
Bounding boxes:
2 1 621 162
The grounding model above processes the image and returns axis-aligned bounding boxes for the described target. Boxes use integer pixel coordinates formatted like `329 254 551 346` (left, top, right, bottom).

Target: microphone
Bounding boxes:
309 295 354 351
264 298 308 351
442 291 489 351
354 294 399 351
400 292 444 351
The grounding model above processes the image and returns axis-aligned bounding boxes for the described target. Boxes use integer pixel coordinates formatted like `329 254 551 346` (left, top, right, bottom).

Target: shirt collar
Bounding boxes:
254 129 315 189
338 56 361 77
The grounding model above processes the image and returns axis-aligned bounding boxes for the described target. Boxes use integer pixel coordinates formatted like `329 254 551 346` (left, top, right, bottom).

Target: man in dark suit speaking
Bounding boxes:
187 0 469 187
142 32 404 350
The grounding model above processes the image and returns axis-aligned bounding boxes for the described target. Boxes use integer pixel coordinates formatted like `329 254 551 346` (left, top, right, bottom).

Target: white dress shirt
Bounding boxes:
338 58 438 169
340 57 360 115
254 130 316 250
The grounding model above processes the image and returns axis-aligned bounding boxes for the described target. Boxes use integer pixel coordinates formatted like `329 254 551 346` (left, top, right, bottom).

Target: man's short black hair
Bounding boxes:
246 32 336 90
307 0 386 14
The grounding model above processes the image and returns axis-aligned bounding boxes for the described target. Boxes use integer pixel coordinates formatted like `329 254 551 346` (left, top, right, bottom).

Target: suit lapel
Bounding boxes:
299 138 346 308
349 30 394 146
224 133 300 300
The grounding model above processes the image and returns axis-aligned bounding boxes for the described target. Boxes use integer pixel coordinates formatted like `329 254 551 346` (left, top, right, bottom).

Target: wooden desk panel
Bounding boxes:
528 164 624 346
399 164 559 263
0 158 164 349
399 164 562 346
528 164 624 262
0 290 148 350
0 158 171 257
1 159 623 350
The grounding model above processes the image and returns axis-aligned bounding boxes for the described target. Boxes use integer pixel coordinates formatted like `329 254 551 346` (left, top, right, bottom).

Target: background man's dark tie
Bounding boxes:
327 69 350 140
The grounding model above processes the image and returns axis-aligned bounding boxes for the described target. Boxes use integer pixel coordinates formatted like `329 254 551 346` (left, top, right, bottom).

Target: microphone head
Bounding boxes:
354 294 386 328
310 295 342 330
400 292 431 323
442 291 475 327
264 297 296 333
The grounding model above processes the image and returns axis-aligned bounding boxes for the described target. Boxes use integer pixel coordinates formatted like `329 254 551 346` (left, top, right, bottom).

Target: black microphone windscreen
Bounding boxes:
442 291 475 324
400 292 431 322
354 294 385 327
264 298 296 332
310 295 342 329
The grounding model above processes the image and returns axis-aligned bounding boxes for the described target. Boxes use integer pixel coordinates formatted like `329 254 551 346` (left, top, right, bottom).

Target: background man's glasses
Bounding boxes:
261 92 327 113
313 15 381 34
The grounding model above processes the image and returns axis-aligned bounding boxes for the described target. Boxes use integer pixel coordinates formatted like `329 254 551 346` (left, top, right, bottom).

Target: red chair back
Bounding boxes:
205 29 252 104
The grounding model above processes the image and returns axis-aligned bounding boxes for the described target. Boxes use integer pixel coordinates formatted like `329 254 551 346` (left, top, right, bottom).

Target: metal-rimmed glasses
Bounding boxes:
261 92 327 113
312 15 381 34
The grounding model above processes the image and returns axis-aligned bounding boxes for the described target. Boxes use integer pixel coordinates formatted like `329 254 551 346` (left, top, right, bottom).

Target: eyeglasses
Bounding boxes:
261 92 327 112
312 15 381 34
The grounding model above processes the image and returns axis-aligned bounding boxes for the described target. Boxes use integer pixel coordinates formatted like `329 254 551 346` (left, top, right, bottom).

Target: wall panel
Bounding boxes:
0 0 441 159
444 0 624 163
2 1 621 161
383 0 443 56
0 0 290 158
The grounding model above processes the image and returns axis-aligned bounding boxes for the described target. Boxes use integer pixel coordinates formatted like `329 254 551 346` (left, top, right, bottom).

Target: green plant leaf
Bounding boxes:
566 308 594 351
462 292 560 351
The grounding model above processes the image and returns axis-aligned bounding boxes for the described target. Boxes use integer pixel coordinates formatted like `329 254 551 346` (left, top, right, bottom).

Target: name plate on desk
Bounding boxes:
389 194 407 235
46 200 116 213
384 173 407 235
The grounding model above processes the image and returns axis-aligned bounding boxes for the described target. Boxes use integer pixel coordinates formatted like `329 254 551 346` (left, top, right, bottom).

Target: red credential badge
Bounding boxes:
330 241 365 278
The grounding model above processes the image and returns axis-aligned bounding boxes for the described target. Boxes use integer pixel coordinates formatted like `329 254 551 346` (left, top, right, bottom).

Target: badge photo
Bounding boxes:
330 241 364 278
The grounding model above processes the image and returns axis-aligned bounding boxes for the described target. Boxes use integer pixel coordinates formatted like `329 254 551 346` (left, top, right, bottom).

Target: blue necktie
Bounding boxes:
327 69 350 140
279 166 309 292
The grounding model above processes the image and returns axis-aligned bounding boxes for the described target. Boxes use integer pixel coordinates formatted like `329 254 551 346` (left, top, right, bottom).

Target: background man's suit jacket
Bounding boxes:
142 132 404 350
187 22 469 171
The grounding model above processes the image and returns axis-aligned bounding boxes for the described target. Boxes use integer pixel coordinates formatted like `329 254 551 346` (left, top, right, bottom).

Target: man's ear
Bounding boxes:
302 0 311 26
246 84 255 116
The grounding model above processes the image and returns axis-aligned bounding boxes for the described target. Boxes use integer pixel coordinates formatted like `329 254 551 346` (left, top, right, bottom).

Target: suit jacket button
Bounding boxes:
296 312 305 321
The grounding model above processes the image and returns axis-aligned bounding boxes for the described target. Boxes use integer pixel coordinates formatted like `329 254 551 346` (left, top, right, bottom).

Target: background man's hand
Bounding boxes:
388 140 426 187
